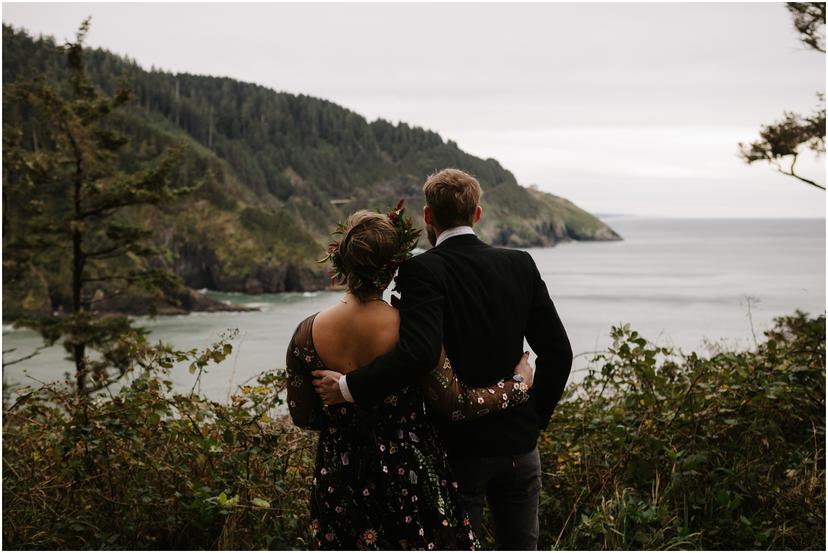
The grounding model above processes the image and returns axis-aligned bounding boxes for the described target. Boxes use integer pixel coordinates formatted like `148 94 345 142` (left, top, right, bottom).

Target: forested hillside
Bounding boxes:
3 24 619 315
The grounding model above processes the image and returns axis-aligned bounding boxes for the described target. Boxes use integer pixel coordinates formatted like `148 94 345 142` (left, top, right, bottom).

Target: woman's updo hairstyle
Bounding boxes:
336 210 400 301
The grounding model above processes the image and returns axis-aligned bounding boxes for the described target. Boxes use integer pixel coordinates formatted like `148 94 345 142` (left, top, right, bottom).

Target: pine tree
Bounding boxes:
2 18 196 393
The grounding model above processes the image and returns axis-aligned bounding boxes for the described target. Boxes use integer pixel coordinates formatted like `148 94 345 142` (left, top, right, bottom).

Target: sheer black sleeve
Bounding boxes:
285 316 324 430
422 349 530 421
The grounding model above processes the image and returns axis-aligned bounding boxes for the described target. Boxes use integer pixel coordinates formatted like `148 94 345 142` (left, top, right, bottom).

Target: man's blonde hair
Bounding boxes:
422 168 482 229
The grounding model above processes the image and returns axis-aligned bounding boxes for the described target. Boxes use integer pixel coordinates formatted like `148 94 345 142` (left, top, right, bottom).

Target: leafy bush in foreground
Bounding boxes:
3 312 824 549
2 334 316 550
537 311 825 550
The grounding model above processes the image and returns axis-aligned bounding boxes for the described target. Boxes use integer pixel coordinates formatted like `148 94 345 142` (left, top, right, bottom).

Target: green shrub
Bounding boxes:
536 311 825 550
3 312 824 549
2 333 316 549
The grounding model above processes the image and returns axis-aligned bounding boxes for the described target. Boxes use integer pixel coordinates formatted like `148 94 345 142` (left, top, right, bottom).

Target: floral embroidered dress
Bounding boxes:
286 313 530 550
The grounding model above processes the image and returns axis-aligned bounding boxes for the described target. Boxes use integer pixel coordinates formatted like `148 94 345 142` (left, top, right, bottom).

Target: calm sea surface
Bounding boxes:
3 218 825 401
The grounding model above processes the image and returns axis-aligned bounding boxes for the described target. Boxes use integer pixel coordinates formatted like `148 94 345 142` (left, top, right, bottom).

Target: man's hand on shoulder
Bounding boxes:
312 370 347 405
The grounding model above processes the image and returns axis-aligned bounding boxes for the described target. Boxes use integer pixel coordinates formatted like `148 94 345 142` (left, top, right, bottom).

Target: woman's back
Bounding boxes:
311 299 399 375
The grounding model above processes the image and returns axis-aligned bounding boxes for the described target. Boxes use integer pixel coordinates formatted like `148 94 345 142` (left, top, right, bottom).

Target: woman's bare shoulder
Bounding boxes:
312 304 400 371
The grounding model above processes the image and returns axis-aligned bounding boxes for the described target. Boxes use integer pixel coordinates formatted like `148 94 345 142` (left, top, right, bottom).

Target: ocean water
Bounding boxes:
3 217 824 401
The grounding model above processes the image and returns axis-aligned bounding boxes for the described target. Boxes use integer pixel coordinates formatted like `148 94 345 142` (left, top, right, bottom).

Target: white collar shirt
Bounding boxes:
435 226 476 247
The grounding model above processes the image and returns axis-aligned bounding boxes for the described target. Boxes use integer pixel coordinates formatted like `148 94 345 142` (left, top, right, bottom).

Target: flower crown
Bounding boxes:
319 199 422 294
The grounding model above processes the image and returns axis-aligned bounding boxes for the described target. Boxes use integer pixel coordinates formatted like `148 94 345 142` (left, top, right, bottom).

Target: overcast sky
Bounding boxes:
3 2 826 217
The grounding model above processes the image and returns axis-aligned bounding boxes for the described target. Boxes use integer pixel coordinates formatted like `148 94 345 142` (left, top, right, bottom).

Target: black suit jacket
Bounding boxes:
345 233 573 457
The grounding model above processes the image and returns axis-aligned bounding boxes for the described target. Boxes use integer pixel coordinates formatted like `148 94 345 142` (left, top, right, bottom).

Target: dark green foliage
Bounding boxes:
536 311 825 550
739 4 826 190
3 23 619 307
739 94 826 191
3 333 315 550
3 313 824 549
788 2 826 52
3 23 517 207
2 19 196 393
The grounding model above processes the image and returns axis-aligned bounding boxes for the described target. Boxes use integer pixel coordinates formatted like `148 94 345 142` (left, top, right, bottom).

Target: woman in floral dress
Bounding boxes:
285 205 533 550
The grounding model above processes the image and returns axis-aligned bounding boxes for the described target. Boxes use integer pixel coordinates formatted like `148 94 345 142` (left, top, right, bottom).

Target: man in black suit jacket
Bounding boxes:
314 168 572 550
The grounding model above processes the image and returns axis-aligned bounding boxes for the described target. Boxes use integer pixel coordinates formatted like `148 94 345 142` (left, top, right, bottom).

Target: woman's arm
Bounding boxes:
422 349 533 421
285 320 324 430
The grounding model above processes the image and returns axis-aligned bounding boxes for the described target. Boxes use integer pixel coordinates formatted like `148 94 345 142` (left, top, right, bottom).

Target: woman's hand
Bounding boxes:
515 351 534 389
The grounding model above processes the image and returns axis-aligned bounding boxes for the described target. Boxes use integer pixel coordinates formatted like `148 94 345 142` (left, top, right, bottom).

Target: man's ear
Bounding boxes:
423 204 433 225
472 205 483 225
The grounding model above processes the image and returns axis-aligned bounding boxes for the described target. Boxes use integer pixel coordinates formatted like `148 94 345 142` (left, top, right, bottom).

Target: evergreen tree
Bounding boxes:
3 18 195 393
739 2 826 191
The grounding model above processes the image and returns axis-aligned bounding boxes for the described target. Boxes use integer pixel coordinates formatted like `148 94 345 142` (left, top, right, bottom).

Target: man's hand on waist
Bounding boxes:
312 370 353 405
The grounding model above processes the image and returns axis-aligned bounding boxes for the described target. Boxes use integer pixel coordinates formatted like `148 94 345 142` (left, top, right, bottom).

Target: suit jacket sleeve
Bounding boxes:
345 257 445 405
524 252 573 430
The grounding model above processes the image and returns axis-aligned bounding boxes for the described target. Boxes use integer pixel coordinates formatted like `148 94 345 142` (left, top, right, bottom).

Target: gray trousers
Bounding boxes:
450 447 542 550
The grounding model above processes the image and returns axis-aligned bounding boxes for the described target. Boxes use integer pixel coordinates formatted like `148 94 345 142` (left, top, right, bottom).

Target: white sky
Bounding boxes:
3 1 826 217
